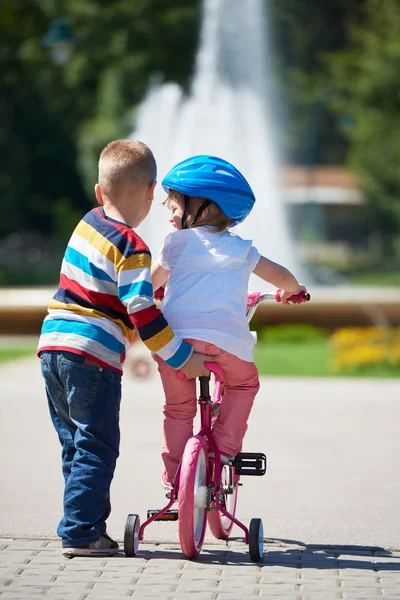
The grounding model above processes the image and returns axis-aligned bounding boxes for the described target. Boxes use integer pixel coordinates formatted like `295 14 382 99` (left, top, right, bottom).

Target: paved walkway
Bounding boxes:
1 355 400 598
1 538 400 599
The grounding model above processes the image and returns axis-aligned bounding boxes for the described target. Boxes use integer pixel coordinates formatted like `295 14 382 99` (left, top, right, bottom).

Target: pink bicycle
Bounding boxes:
124 289 310 561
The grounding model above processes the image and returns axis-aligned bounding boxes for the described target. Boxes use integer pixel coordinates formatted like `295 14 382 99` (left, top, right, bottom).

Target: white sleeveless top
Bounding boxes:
158 227 260 362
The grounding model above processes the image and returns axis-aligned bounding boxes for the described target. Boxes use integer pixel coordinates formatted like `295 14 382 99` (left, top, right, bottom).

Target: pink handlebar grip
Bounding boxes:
247 291 261 308
276 289 311 304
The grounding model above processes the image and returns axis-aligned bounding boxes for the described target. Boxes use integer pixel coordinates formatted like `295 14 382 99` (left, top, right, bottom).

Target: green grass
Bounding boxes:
343 270 400 287
0 347 36 364
255 339 333 376
255 339 400 377
1 342 398 378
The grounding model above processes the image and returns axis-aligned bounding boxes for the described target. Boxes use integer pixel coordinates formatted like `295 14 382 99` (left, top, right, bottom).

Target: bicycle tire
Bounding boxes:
124 513 140 557
249 517 264 562
178 435 209 558
208 465 238 539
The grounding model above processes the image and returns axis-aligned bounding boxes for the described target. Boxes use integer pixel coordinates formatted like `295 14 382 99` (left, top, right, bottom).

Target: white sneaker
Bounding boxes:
161 477 173 491
62 534 119 558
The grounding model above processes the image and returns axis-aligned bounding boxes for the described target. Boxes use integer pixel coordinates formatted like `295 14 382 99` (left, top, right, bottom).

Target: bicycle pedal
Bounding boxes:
147 509 179 521
165 491 178 500
232 452 267 476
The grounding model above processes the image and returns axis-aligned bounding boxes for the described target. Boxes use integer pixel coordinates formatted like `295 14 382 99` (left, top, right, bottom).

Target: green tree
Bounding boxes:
0 0 90 237
0 0 199 283
0 0 200 237
269 0 364 164
329 0 400 246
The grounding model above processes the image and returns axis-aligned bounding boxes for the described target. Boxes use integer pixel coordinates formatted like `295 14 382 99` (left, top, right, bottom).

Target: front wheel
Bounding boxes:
249 517 264 562
208 465 238 539
178 435 209 559
124 513 140 557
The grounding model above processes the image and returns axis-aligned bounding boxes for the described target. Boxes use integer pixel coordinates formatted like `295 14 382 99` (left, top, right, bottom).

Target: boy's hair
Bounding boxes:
99 140 157 191
167 192 234 232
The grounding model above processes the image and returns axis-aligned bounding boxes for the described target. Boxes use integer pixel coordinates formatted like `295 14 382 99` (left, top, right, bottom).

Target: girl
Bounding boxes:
151 155 308 488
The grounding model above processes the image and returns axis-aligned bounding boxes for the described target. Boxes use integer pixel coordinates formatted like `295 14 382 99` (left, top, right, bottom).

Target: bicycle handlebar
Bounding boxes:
176 289 310 381
247 289 310 308
276 289 310 304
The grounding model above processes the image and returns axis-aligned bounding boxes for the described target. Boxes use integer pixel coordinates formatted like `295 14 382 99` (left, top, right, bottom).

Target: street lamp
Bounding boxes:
42 2 76 66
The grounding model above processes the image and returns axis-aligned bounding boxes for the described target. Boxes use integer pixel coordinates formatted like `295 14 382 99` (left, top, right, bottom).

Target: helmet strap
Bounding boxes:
193 200 211 226
182 197 211 229
181 195 190 230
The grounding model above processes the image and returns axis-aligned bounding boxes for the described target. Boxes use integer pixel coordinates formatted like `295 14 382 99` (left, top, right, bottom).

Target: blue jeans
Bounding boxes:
39 350 122 547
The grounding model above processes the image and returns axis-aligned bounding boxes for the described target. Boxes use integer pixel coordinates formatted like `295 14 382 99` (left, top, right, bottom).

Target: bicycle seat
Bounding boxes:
204 362 224 382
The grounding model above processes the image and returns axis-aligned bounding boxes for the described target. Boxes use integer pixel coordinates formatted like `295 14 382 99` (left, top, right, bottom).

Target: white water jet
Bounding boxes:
133 0 302 285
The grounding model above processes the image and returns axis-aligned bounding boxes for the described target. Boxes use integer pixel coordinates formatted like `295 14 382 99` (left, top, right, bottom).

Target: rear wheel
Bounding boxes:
124 513 140 557
208 465 238 539
178 435 209 559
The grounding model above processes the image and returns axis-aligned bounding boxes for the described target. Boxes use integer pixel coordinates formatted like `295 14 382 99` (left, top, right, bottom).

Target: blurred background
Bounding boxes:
1 0 399 378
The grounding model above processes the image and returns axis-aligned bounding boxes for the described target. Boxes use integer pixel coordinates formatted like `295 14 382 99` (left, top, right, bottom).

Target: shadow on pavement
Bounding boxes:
128 540 400 570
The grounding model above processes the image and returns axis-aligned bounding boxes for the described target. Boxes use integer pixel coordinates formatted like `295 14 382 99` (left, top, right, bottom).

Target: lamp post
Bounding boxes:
42 1 76 65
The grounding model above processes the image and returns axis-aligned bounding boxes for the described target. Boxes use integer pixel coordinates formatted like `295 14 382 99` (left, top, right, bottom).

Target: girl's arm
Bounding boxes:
253 256 306 304
151 261 169 292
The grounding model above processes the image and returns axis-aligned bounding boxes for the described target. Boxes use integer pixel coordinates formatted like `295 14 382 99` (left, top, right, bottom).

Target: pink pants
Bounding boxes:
153 339 260 483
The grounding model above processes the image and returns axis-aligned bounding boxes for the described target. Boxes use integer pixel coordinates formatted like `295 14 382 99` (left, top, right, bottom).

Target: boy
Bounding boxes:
37 140 213 557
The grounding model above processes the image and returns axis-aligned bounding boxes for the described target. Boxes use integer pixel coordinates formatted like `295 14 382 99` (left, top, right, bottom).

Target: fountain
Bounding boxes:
132 0 302 285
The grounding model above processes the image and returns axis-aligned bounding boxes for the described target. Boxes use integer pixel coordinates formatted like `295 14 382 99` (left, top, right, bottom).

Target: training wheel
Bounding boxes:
249 517 264 562
124 513 140 557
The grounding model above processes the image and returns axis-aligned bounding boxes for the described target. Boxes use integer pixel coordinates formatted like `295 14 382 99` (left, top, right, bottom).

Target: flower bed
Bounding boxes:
332 326 400 375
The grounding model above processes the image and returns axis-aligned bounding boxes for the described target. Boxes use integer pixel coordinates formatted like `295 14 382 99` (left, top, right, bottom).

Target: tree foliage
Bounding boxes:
328 0 400 236
0 0 199 238
1 0 399 284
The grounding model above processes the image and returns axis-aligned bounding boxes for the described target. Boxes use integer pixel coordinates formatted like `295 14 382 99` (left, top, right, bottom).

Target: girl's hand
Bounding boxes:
280 285 308 305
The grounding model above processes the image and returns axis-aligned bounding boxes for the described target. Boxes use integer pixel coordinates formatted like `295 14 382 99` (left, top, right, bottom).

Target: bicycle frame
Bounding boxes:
138 365 250 542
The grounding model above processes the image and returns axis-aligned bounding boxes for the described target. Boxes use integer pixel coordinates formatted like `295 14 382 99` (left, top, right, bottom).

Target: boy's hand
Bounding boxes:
280 284 308 305
181 352 218 379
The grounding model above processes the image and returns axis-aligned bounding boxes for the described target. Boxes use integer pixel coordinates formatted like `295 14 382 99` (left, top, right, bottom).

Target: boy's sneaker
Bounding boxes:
62 534 119 558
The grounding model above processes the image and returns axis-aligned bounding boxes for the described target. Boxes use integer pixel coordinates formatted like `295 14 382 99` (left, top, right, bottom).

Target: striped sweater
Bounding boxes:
37 207 192 372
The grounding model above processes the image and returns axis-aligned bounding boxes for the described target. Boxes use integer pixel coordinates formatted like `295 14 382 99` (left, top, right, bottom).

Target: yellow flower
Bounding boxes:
331 326 400 372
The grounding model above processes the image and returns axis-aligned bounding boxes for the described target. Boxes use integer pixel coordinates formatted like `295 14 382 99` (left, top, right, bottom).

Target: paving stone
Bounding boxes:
338 594 384 599
0 550 36 558
52 573 102 584
163 594 217 600
100 559 148 568
27 555 68 565
1 539 400 599
97 570 140 580
2 540 51 550
46 594 88 599
0 583 49 593
131 584 175 595
0 568 24 577
178 571 224 581
5 574 55 585
0 595 50 599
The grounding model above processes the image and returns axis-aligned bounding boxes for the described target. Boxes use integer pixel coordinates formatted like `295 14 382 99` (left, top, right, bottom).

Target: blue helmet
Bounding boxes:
162 155 256 225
